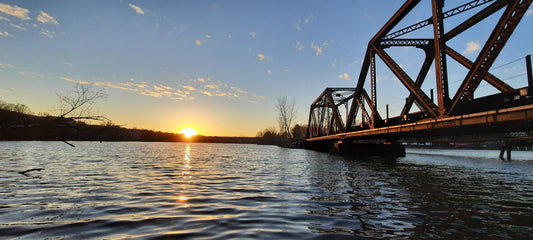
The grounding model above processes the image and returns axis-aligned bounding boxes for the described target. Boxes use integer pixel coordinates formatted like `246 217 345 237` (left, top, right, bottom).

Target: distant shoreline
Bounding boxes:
0 108 259 144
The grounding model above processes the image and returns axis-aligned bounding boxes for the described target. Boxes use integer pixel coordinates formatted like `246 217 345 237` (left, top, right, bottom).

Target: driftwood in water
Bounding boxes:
18 168 44 175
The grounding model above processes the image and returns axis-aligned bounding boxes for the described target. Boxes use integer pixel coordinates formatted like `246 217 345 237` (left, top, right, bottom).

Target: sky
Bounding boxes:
1 0 532 136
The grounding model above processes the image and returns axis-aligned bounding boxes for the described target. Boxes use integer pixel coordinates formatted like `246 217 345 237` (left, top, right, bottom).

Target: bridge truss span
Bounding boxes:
307 0 533 145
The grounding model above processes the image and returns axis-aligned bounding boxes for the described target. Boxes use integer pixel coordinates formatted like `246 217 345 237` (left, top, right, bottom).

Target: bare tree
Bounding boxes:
276 96 297 138
57 83 107 122
54 83 107 147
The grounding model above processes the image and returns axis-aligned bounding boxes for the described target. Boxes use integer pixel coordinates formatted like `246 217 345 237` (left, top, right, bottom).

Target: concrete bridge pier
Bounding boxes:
335 140 405 158
306 139 405 158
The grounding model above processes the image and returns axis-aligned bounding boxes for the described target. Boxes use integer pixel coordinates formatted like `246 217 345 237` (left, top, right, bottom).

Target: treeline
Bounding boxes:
0 107 257 144
0 108 182 142
0 100 32 115
256 124 307 147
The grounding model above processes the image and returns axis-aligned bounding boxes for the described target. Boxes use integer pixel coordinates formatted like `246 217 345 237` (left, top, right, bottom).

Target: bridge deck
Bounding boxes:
307 104 533 142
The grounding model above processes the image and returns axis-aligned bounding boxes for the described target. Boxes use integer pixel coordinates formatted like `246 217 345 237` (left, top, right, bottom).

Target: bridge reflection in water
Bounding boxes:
306 0 533 159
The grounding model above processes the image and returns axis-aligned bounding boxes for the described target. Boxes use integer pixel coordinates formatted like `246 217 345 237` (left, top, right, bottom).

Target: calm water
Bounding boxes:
1 142 532 239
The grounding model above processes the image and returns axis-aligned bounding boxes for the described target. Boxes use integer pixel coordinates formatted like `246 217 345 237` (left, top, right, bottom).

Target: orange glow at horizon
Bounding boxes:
179 128 198 137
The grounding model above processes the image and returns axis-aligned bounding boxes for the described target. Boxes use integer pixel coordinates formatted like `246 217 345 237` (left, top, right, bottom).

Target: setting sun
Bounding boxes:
179 128 198 137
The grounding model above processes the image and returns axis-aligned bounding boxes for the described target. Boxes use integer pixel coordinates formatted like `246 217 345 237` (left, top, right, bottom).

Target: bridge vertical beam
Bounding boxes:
431 0 450 117
526 55 532 96
370 51 377 128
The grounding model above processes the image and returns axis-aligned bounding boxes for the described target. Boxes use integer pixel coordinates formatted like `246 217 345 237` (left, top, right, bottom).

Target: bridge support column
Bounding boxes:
499 144 512 161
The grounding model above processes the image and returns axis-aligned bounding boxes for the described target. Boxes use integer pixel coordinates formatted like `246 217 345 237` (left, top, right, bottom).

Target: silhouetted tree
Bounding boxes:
0 101 31 114
291 124 308 139
276 96 296 138
57 83 107 123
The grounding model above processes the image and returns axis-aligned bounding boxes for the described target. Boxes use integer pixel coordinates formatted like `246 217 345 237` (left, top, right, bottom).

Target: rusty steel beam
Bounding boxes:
447 0 532 115
402 47 435 115
445 0 510 41
362 89 382 123
431 0 450 116
347 48 371 131
326 91 346 132
370 51 377 128
373 46 439 118
379 39 431 48
385 0 495 39
372 0 421 43
445 47 514 93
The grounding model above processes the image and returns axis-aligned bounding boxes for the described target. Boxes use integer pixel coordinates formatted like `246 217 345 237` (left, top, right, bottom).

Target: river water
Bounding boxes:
1 141 532 239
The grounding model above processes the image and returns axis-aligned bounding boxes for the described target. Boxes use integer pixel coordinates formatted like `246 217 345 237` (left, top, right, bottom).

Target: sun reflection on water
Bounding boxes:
176 144 192 206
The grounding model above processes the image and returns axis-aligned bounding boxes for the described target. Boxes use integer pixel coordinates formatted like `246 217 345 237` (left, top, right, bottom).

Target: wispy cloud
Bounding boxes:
0 62 15 68
0 3 30 20
200 90 213 96
61 77 90 84
296 42 305 51
267 70 272 74
337 73 350 80
526 9 532 16
40 28 55 39
60 75 263 103
309 40 332 56
294 15 314 31
463 41 480 55
311 42 323 56
128 3 145 15
249 32 257 38
195 40 202 46
257 54 265 61
0 31 14 37
182 85 196 91
10 23 26 31
205 34 212 38
37 11 58 24
18 71 45 78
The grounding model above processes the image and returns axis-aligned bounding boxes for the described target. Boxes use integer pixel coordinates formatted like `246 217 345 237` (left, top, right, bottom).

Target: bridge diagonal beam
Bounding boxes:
362 89 382 123
402 47 435 115
445 0 511 41
326 91 346 132
445 47 514 93
372 0 421 42
373 46 439 118
355 94 372 126
447 0 532 115
347 48 372 131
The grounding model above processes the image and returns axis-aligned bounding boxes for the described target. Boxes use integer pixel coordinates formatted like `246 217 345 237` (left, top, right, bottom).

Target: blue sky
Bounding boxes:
1 1 532 136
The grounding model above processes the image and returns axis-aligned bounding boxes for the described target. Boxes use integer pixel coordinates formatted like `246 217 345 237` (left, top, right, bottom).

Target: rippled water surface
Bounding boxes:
1 141 533 239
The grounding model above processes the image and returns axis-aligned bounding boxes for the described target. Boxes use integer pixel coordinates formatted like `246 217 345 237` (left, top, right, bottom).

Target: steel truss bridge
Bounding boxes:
306 0 533 157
